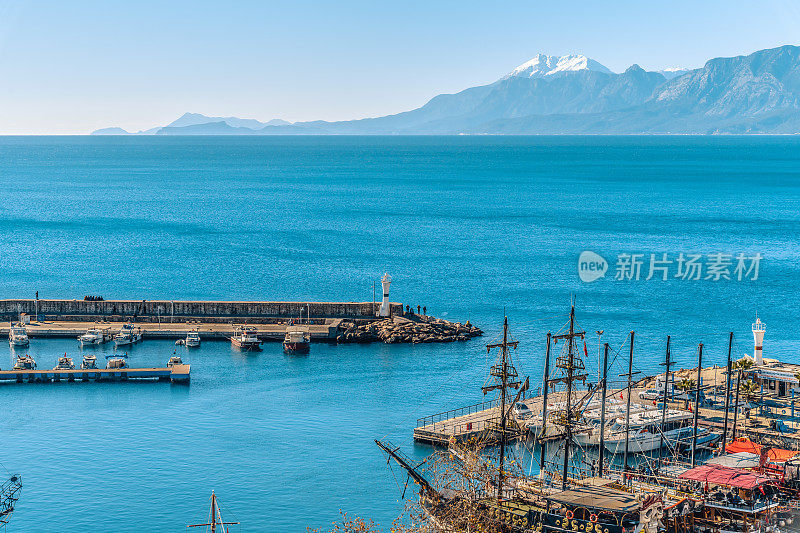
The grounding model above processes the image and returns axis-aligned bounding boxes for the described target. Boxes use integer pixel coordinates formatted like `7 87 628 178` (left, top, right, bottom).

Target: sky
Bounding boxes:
0 0 799 134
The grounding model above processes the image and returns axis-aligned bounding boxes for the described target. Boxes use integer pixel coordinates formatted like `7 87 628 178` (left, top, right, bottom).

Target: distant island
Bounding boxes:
93 45 800 135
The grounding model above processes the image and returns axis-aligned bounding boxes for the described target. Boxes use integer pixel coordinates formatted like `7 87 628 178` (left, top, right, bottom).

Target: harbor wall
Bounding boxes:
0 299 404 321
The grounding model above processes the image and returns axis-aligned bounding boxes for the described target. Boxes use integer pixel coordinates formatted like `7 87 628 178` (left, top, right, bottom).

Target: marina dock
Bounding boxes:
0 364 190 383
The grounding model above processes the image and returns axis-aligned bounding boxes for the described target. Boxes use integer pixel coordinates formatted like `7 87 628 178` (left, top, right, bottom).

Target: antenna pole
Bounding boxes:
658 336 672 469
721 332 734 452
692 343 703 467
598 342 609 477
539 333 552 480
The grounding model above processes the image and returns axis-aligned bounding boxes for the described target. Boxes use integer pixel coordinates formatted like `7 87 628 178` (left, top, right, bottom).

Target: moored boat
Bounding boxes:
8 325 29 347
113 323 142 346
185 329 201 348
79 327 110 346
231 326 261 351
53 354 75 370
80 353 98 369
167 354 183 367
603 409 694 453
105 354 128 369
283 327 310 354
12 355 36 370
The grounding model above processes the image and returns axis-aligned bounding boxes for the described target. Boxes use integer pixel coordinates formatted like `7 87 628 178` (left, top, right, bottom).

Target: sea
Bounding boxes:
1 135 799 532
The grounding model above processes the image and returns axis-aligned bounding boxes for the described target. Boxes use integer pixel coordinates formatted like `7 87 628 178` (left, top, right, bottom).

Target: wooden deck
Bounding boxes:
0 364 190 383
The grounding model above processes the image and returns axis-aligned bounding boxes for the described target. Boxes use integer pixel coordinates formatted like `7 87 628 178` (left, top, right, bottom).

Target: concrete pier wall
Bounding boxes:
0 299 404 321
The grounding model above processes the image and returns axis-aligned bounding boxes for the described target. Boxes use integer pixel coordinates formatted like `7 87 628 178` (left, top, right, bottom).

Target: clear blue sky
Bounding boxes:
0 0 798 133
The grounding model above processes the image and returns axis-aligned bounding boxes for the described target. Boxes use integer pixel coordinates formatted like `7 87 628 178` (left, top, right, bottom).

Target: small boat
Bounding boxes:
114 323 142 346
603 408 694 453
185 329 201 348
105 353 129 369
167 355 183 367
8 325 29 347
81 353 98 369
12 355 36 370
53 354 75 370
283 327 310 354
230 326 262 351
79 327 110 346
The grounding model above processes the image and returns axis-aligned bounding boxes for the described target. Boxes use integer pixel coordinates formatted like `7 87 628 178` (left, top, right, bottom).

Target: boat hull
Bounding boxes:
283 341 310 354
231 339 262 351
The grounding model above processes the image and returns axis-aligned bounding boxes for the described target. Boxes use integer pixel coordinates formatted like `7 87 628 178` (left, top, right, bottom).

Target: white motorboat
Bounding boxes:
114 323 142 346
167 355 183 367
12 354 36 370
603 408 694 453
573 402 649 446
79 327 110 346
106 355 128 369
81 353 98 369
185 330 201 348
8 325 29 347
54 355 75 370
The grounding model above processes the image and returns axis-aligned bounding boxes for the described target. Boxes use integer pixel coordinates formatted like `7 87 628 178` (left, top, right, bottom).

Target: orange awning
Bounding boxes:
726 437 799 463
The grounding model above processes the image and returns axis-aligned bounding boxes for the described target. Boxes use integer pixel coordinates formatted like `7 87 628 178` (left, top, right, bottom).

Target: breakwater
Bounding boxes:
0 299 404 322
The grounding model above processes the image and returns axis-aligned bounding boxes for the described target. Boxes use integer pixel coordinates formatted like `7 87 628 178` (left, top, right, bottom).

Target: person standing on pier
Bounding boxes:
417 305 420 314
423 306 426 315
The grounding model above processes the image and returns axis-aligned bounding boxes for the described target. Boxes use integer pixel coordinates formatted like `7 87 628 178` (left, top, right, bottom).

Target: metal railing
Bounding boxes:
415 388 540 430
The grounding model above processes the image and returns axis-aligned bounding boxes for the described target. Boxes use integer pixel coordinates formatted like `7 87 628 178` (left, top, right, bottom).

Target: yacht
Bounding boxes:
81 353 98 369
573 402 649 446
185 330 201 348
106 355 128 369
603 408 694 453
12 355 36 370
8 325 29 347
230 326 262 351
114 323 142 346
167 355 183 367
282 327 310 354
79 327 109 346
53 355 75 370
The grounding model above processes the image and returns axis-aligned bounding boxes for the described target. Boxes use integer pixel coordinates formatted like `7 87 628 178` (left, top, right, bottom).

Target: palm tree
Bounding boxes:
739 379 759 420
734 358 754 372
676 378 696 409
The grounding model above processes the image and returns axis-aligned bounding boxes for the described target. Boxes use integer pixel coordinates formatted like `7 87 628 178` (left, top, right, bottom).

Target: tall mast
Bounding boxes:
188 490 239 532
621 331 638 484
658 336 673 469
539 333 552 480
484 316 520 501
721 332 734 452
552 302 586 491
691 343 704 467
732 366 742 442
598 342 609 477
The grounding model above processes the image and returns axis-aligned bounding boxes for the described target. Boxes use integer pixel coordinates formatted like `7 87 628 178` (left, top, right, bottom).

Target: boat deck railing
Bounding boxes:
416 388 539 430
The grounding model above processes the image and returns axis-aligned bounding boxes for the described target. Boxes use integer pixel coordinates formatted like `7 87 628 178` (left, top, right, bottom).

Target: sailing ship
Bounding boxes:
188 491 239 532
0 474 21 527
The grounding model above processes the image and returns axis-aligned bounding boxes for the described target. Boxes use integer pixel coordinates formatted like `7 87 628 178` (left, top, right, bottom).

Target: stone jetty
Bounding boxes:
336 315 482 344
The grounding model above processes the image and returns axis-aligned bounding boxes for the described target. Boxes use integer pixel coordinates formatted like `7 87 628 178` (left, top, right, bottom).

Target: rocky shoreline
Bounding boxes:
336 316 482 344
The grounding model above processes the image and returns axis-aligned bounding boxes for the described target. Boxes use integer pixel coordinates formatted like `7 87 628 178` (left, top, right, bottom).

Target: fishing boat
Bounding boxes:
53 354 75 370
185 329 201 347
12 355 36 370
113 323 142 346
80 353 97 369
230 326 261 351
282 327 310 354
8 325 29 347
167 354 183 367
78 327 110 346
603 409 694 453
105 354 128 369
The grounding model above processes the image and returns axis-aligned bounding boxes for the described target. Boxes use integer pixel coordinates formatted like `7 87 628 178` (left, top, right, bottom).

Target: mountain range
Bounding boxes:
93 45 800 135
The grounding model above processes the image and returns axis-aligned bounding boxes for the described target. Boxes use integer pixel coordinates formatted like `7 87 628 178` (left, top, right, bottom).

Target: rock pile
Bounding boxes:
337 316 482 344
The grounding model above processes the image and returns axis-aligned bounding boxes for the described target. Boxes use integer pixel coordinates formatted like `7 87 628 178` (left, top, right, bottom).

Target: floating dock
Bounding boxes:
0 365 190 384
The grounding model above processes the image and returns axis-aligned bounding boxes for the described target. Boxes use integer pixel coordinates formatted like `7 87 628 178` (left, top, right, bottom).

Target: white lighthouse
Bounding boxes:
753 317 765 366
378 273 392 317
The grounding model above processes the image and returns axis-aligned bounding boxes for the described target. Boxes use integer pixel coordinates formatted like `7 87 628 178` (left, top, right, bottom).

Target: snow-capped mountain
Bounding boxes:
506 54 613 78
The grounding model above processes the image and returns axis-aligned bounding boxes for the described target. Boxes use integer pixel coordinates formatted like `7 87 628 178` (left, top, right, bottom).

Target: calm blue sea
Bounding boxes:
1 136 800 532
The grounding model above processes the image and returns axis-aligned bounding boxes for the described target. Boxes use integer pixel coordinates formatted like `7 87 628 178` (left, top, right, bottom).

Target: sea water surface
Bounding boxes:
1 136 800 532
